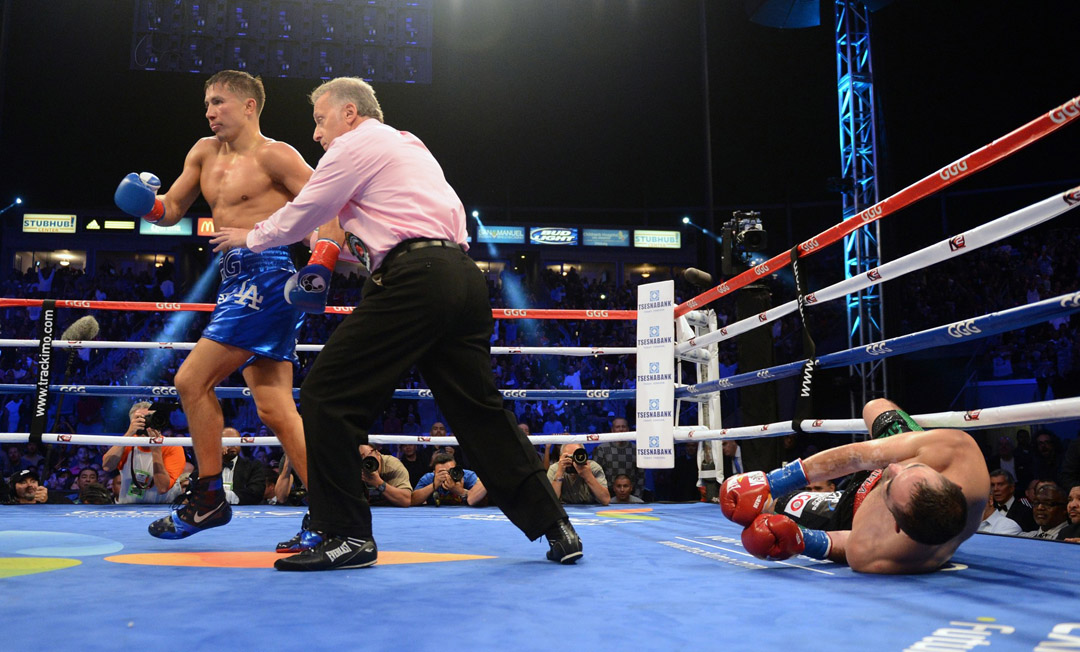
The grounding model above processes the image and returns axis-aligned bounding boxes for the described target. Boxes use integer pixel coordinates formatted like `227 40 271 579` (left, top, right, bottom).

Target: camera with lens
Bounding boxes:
448 466 464 483
731 211 767 251
361 455 380 474
566 447 588 474
137 401 178 436
721 211 768 276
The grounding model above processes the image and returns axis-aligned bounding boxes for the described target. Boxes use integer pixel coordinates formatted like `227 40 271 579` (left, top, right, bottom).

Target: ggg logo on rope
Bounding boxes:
585 310 609 318
947 320 982 338
939 160 969 180
865 343 892 356
1050 98 1080 124
860 205 883 223
501 390 527 398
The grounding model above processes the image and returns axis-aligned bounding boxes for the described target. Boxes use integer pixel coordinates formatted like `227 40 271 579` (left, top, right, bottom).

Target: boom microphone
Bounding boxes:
61 315 100 342
683 267 715 290
45 315 101 471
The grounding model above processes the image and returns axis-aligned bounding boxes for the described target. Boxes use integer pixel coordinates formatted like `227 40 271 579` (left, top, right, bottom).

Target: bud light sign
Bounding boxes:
530 227 579 246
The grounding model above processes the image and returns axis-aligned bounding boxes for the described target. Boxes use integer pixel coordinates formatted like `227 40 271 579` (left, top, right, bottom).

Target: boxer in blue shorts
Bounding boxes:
113 70 343 543
204 246 304 366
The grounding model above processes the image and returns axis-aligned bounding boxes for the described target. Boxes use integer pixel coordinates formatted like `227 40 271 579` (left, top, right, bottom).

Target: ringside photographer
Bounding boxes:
411 452 488 506
101 401 186 504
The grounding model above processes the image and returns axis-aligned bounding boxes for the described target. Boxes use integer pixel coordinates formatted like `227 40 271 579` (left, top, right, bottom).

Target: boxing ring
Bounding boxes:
3 96 1080 649
0 503 1076 650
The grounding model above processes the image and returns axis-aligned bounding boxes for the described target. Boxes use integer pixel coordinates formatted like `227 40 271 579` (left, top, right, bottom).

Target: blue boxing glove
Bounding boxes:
114 172 166 222
284 239 341 314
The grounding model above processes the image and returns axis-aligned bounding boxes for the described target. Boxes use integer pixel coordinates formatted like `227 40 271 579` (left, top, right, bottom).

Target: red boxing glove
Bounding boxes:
741 514 805 561
719 471 772 526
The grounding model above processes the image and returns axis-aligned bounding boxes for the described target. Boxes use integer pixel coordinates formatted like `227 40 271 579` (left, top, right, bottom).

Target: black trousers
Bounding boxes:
300 245 567 540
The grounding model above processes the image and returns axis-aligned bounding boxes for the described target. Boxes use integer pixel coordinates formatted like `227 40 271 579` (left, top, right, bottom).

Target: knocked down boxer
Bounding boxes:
720 399 990 574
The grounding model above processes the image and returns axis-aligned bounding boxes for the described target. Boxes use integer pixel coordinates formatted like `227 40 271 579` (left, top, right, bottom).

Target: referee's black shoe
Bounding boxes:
545 518 583 564
274 535 378 571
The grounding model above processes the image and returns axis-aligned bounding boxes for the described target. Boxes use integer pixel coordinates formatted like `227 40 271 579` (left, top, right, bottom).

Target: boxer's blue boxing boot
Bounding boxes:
276 512 324 553
274 535 377 571
149 474 232 539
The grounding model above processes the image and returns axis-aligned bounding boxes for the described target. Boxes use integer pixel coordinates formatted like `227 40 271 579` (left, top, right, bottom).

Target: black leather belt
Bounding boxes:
372 238 463 282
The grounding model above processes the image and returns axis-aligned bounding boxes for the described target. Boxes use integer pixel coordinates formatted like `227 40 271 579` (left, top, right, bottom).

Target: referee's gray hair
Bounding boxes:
310 77 384 123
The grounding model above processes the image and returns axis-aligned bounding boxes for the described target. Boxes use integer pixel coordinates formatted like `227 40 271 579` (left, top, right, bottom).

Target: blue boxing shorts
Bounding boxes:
202 246 304 367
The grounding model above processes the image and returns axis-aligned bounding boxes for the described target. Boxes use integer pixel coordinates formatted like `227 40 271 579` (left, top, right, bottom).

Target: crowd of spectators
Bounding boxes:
894 225 1080 401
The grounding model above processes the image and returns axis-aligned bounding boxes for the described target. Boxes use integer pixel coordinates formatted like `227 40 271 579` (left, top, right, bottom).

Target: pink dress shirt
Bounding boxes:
247 119 468 271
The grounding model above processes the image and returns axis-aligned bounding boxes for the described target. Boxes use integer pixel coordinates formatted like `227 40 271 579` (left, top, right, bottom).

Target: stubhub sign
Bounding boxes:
529 227 578 246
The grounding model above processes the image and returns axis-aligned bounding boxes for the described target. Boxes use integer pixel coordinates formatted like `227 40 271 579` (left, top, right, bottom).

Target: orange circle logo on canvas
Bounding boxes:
106 551 495 568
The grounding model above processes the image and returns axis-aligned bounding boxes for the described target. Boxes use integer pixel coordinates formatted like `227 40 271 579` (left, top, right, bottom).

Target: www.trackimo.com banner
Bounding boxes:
635 281 674 469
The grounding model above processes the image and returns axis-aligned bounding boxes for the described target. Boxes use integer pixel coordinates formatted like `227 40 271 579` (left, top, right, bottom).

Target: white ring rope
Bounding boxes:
6 396 1077 447
0 339 636 357
675 184 1080 357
